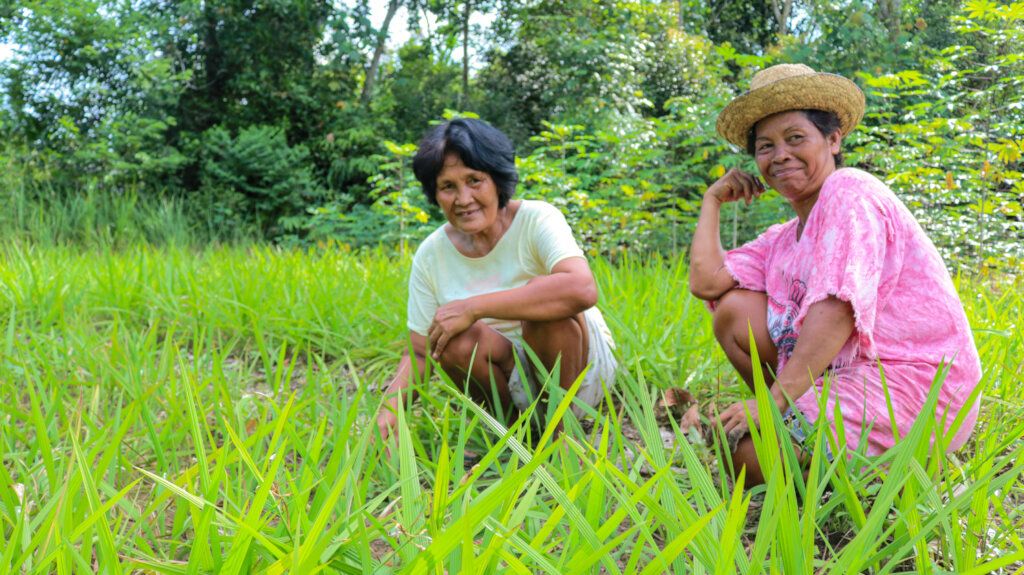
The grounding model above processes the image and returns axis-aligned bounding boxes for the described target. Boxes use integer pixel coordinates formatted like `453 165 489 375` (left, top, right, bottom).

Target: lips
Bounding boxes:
773 167 800 178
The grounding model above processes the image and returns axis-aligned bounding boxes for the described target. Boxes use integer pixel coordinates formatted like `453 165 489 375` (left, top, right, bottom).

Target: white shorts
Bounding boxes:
506 307 618 420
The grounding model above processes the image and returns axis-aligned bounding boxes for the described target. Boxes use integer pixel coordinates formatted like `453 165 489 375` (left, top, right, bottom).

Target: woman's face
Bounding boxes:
753 110 841 204
435 153 501 236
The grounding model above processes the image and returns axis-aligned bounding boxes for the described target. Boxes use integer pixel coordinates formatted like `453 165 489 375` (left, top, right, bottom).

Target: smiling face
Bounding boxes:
753 110 842 207
435 153 502 237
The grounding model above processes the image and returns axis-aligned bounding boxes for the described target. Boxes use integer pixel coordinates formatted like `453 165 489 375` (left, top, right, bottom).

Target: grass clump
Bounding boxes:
0 242 1021 573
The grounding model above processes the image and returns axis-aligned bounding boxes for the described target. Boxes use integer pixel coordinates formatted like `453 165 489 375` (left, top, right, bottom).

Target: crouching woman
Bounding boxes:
375 118 617 447
689 64 982 486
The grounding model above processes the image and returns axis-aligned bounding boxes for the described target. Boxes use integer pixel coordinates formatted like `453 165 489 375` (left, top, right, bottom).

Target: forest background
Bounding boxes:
1 0 1022 268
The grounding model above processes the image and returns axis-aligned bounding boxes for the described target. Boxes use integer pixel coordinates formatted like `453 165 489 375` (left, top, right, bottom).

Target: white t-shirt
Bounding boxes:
407 200 590 338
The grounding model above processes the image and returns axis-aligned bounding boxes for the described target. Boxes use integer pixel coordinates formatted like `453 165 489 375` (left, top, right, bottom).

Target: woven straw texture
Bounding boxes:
716 63 865 149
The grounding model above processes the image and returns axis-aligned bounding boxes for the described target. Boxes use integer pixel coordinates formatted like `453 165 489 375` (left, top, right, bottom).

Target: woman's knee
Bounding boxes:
730 436 766 488
712 290 769 346
436 322 512 371
714 290 760 331
436 323 487 369
521 316 585 356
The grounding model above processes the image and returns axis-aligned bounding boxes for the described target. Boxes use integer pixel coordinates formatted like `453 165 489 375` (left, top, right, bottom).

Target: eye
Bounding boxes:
756 142 772 153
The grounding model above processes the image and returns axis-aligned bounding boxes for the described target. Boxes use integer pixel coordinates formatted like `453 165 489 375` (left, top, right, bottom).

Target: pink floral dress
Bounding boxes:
721 168 981 456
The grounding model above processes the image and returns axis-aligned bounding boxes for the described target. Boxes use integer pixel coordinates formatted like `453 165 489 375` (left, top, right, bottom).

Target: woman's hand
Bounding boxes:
429 299 477 359
718 398 760 436
706 168 765 206
373 340 428 458
375 410 399 456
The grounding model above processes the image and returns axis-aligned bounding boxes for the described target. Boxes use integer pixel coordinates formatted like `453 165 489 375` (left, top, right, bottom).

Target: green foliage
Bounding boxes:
0 155 198 247
161 0 339 137
853 0 1024 271
1 0 1022 270
518 118 696 256
0 0 374 241
781 0 916 76
0 0 188 192
304 140 436 251
698 0 777 56
382 42 462 143
198 124 325 238
475 0 668 145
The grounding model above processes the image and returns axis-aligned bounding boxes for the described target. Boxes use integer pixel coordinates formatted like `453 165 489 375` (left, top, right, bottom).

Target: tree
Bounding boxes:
701 0 777 54
360 0 404 106
383 41 461 142
770 0 794 36
406 0 506 109
1 0 187 190
475 0 662 144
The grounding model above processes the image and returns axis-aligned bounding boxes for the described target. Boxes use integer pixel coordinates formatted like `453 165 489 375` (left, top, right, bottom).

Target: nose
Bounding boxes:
772 143 791 163
454 183 473 204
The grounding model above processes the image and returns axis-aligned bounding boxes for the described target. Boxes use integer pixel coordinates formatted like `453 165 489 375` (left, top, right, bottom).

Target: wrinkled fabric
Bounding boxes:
721 168 981 456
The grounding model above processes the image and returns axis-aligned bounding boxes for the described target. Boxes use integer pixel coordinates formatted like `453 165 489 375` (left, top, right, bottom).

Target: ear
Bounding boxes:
828 129 843 155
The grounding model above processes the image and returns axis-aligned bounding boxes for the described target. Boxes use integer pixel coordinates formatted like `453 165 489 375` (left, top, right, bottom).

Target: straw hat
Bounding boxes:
716 63 865 149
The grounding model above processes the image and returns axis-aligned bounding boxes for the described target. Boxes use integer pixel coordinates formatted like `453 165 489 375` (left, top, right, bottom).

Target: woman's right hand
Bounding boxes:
706 168 765 206
374 410 399 457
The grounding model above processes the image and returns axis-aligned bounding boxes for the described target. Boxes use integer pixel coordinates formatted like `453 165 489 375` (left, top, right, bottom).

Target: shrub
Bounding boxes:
198 124 325 238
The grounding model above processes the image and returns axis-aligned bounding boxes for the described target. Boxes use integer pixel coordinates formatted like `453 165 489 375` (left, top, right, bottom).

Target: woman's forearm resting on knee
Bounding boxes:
770 297 856 410
464 257 598 323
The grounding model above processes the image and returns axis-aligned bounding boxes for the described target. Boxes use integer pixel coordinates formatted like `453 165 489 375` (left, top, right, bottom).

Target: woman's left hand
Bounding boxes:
429 299 477 359
718 399 761 436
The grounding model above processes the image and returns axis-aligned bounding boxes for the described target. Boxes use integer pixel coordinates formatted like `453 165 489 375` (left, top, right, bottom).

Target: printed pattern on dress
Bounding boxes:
767 277 807 360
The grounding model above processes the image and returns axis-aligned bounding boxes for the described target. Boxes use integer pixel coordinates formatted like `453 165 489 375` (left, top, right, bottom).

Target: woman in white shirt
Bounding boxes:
375 118 617 445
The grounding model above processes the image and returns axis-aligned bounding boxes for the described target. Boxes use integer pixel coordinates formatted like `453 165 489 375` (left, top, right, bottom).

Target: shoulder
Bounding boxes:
513 200 573 234
816 168 907 238
517 199 563 220
729 219 794 261
820 168 896 208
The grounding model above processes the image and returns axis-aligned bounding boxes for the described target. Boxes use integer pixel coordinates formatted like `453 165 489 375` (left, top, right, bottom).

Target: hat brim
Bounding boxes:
716 73 865 149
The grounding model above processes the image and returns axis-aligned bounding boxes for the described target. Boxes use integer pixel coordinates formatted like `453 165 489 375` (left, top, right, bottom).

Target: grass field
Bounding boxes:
0 241 1021 574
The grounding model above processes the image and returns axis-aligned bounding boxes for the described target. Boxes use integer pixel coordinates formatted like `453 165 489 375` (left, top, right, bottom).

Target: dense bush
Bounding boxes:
197 124 325 238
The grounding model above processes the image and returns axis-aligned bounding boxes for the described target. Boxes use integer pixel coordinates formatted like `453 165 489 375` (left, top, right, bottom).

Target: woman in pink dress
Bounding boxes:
689 64 981 486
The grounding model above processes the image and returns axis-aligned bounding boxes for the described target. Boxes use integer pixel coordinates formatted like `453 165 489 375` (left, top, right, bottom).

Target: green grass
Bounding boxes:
0 242 1021 574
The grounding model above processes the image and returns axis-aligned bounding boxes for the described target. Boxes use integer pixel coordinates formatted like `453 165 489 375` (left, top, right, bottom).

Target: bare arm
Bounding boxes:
375 331 430 443
428 257 597 359
689 169 764 301
770 297 855 410
719 296 855 433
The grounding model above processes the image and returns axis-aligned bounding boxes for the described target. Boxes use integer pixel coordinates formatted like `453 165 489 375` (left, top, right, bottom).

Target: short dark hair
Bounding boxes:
412 118 519 208
746 109 845 167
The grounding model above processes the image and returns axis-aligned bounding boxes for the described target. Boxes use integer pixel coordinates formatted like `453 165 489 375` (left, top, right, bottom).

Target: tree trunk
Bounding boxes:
876 0 902 44
770 0 792 36
461 0 471 109
360 0 403 106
